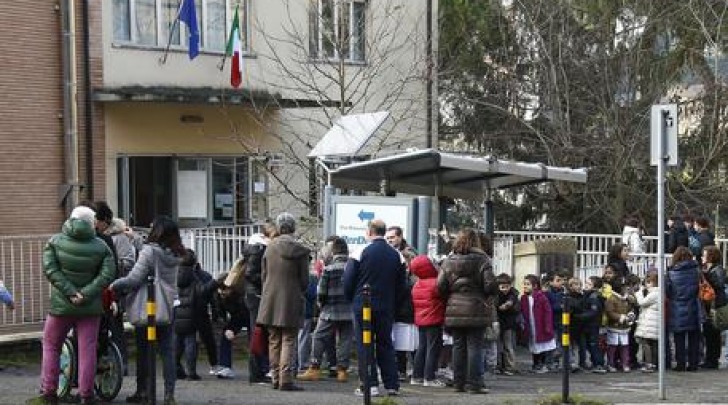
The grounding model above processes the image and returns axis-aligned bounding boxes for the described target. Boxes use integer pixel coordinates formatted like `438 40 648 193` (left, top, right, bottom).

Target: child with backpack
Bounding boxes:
175 250 218 380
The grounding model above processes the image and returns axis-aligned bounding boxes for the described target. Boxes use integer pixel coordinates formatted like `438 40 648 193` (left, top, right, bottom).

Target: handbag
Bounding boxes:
126 254 173 327
699 272 716 303
250 325 269 357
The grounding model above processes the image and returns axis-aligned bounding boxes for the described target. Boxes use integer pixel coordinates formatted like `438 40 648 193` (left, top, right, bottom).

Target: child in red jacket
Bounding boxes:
521 274 556 374
409 255 446 387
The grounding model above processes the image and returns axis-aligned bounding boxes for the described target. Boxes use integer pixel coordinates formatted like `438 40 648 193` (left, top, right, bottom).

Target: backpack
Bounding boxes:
221 258 247 296
688 234 702 257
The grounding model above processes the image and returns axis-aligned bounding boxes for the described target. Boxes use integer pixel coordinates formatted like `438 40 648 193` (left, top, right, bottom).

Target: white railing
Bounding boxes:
492 237 514 275
574 252 672 282
495 230 728 271
0 235 53 331
182 224 264 277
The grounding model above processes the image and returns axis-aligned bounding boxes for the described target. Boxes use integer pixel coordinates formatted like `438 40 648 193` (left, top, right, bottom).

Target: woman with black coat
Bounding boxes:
666 247 701 371
607 244 630 286
700 245 726 369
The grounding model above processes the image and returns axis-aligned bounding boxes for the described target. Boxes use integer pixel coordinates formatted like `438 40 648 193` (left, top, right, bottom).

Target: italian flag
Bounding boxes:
226 6 243 88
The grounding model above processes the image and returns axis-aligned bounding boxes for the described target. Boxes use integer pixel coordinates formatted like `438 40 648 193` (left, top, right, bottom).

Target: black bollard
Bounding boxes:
146 273 157 405
362 284 372 405
562 294 570 404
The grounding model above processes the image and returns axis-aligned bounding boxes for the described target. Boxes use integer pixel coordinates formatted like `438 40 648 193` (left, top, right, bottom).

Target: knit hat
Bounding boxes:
70 206 96 226
275 212 296 234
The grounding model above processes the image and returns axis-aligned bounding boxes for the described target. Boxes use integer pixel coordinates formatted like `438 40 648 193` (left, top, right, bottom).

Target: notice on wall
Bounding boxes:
177 170 207 218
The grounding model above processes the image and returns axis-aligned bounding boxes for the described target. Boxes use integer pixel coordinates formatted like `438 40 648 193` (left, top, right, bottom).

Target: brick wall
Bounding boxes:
0 0 106 236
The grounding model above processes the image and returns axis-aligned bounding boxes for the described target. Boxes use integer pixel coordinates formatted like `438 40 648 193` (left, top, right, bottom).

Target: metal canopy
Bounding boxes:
330 149 587 200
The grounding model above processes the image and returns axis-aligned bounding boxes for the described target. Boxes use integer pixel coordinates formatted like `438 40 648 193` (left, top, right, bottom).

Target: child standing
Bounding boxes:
545 271 567 370
495 274 520 375
409 255 446 387
604 283 635 372
582 277 606 373
565 278 587 372
521 274 556 373
635 272 659 372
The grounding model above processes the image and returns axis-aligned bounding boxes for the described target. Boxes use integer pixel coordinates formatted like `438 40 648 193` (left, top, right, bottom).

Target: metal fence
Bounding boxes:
182 225 263 277
0 235 53 332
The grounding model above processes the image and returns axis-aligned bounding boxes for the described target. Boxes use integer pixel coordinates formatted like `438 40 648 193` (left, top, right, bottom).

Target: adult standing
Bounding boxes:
257 213 311 392
700 245 726 369
299 236 354 382
607 243 630 286
694 217 716 252
28 206 116 405
437 228 496 394
111 216 184 405
386 226 416 381
240 225 275 382
666 215 689 254
344 219 407 397
666 246 701 371
621 215 645 255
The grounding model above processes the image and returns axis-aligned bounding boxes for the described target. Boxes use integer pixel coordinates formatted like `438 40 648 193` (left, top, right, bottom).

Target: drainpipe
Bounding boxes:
61 0 80 211
426 0 433 149
82 0 94 200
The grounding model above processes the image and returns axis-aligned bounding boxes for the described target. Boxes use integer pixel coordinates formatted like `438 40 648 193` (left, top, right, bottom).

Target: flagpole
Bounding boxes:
219 5 240 72
159 0 184 65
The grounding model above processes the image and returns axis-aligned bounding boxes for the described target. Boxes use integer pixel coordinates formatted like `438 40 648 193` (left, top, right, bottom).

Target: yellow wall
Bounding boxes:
104 102 280 214
105 103 278 154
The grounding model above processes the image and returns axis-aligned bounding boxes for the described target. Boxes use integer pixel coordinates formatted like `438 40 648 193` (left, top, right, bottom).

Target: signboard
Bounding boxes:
331 196 415 251
650 104 678 166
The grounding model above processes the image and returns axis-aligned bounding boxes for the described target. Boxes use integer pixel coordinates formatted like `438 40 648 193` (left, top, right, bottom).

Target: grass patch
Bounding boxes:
538 393 608 405
372 398 400 405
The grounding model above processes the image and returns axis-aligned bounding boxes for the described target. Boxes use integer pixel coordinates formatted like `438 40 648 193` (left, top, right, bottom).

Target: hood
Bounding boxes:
243 242 265 257
106 218 127 235
177 265 195 288
410 255 438 279
622 226 640 237
148 243 183 267
248 233 268 246
62 218 96 241
672 259 699 273
274 234 311 260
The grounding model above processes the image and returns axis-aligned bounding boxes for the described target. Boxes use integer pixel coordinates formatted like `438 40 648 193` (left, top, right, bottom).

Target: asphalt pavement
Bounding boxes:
2 354 728 405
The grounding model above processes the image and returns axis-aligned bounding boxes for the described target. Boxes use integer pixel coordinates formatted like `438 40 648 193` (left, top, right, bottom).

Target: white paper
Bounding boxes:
215 193 233 209
254 182 266 193
177 170 207 218
392 322 417 352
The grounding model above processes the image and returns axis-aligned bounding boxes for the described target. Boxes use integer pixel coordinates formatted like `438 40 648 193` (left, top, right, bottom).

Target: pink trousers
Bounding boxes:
41 314 101 398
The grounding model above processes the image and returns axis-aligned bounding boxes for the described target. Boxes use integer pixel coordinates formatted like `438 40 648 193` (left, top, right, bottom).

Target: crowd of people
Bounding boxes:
7 206 725 404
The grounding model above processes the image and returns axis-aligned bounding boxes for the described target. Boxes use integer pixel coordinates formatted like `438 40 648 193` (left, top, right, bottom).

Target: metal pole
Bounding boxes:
362 284 372 405
324 185 334 239
146 273 157 404
484 188 494 236
657 109 668 400
561 295 570 404
417 196 432 254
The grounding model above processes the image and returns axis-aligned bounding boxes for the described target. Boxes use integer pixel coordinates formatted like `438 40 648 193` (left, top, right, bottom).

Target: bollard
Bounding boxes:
561 295 570 404
362 284 372 405
146 273 157 405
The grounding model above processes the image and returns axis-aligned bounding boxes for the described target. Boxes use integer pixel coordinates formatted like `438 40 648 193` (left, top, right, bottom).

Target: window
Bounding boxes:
310 0 366 62
113 0 248 53
118 155 268 227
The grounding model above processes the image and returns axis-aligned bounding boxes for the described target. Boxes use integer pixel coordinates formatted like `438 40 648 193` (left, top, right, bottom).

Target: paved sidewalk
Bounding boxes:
2 361 728 405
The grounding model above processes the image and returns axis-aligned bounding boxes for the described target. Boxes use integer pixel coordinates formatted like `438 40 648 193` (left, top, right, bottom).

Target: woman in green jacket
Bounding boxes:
29 206 116 405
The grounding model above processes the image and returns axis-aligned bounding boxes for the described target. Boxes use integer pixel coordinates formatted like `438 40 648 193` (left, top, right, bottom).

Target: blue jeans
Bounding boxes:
175 333 198 375
580 327 604 367
296 318 314 371
354 308 398 390
413 325 442 381
451 327 484 389
134 325 176 396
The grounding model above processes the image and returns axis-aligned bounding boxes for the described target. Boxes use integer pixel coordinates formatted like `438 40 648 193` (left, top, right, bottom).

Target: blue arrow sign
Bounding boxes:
358 209 375 222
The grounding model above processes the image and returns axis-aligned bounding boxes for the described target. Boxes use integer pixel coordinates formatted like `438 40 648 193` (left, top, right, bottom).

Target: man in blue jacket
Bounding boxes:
343 219 407 397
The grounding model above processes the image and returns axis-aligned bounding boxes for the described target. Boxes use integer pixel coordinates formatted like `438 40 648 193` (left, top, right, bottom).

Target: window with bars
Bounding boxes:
309 0 366 62
112 0 248 53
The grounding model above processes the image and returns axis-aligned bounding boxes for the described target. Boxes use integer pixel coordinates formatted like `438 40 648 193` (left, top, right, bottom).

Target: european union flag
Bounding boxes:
179 0 199 59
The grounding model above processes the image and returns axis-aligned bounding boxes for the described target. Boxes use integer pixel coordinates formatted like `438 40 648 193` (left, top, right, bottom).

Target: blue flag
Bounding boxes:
179 0 199 59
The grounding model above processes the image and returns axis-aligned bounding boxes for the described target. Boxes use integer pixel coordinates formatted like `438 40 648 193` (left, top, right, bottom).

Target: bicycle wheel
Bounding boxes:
57 337 76 401
94 341 123 401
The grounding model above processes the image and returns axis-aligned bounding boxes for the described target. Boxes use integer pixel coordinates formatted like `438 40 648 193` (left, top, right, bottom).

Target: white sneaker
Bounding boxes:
424 379 447 388
216 367 236 379
209 365 223 375
410 378 423 385
354 386 380 397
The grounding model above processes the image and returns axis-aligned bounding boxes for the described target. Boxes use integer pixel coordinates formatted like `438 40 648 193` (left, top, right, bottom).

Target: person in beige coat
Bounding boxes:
256 213 311 391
